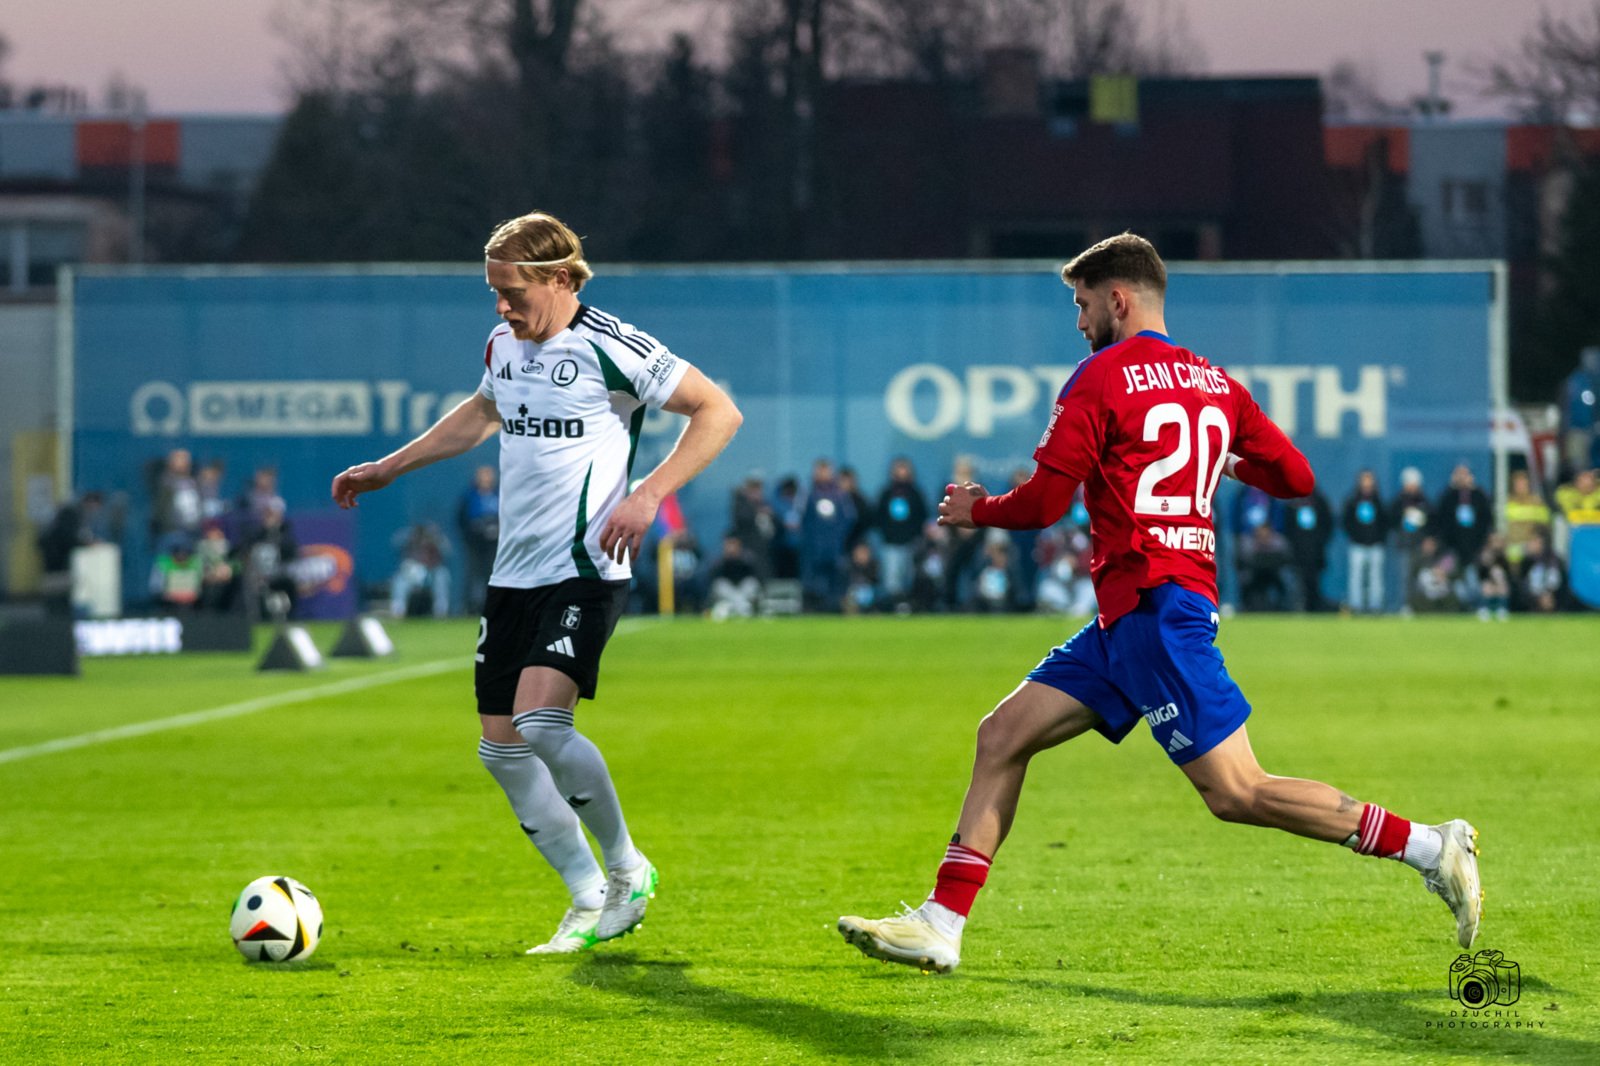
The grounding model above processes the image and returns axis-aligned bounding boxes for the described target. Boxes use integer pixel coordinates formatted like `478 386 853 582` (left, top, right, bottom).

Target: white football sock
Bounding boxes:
512 708 642 871
1401 822 1444 872
478 739 606 909
919 899 965 938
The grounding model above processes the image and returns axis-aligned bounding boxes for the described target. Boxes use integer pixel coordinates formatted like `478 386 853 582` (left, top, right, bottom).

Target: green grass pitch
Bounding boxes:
0 614 1596 1063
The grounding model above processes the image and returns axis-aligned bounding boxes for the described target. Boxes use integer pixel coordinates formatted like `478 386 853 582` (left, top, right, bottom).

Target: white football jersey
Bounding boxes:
476 304 691 588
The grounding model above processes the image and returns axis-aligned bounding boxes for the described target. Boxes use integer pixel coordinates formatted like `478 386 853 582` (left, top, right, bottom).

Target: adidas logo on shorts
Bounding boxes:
545 636 576 657
1166 729 1192 753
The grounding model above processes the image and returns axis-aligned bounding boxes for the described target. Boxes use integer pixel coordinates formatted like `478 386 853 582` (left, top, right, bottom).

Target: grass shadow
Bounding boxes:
569 953 1019 1060
965 973 1591 1062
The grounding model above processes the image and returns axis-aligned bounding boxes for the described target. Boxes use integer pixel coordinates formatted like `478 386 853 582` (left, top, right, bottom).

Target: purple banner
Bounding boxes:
289 509 358 620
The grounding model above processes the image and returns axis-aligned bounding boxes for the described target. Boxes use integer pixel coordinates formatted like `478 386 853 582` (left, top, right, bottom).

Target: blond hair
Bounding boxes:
484 212 594 293
1061 232 1166 297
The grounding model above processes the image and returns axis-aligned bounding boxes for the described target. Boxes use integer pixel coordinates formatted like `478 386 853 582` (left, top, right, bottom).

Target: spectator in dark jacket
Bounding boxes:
1341 469 1389 614
798 459 856 611
243 500 299 619
237 465 286 537
875 457 928 607
457 465 499 615
1001 467 1044 612
390 521 453 618
837 466 872 550
151 448 203 554
195 521 241 612
1516 531 1567 613
730 475 777 578
1474 535 1512 621
1284 489 1335 611
771 476 802 580
1431 463 1493 571
707 534 762 620
1239 523 1292 612
38 492 109 574
1413 535 1459 613
844 542 881 615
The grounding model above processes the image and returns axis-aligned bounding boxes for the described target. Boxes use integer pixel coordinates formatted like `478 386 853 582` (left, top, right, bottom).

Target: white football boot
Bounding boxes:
525 905 603 954
1422 819 1482 949
838 905 961 974
596 855 658 941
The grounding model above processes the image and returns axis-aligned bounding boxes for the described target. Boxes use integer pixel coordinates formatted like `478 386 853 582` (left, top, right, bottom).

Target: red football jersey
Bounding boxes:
1033 331 1306 625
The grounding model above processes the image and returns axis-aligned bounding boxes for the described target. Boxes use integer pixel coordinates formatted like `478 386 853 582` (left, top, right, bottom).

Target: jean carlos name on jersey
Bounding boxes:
1121 361 1231 396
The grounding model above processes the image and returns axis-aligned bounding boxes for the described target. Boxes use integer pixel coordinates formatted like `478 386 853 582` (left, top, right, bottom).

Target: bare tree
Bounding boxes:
1037 0 1204 79
1480 4 1600 400
809 0 1207 84
1324 59 1409 123
1482 2 1600 124
830 0 986 80
272 0 396 95
271 0 601 212
272 0 585 94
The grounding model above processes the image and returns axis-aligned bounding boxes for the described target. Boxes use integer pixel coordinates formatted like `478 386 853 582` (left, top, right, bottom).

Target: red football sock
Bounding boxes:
929 842 992 917
1353 803 1411 860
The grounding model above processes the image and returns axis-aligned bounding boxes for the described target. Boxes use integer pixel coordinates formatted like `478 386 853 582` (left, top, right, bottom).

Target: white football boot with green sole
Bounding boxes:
596 857 658 941
526 906 602 954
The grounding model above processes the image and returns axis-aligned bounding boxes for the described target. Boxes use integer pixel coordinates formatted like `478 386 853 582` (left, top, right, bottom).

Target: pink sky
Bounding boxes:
1 0 1591 116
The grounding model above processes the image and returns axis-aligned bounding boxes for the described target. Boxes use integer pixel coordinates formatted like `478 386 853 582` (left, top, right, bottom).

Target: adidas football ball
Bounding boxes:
229 875 324 962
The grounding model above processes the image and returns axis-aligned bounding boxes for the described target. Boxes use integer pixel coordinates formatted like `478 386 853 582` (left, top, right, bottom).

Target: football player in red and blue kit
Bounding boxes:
839 233 1482 974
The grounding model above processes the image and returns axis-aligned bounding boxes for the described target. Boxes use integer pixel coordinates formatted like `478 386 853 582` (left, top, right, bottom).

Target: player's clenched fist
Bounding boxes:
938 481 987 529
331 462 395 509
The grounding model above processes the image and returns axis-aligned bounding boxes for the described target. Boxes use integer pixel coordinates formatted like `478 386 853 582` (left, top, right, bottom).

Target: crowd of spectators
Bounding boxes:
642 456 1105 619
28 449 311 619
28 424 1600 623
31 448 497 620
142 450 300 618
646 452 1598 621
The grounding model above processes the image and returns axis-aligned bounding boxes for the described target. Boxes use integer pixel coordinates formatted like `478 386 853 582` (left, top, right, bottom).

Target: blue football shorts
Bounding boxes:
1025 582 1251 765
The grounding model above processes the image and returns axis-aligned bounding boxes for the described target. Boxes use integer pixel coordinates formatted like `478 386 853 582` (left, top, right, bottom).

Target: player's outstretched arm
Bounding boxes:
1224 383 1315 499
1224 450 1314 498
945 463 1079 530
331 393 500 509
599 367 742 562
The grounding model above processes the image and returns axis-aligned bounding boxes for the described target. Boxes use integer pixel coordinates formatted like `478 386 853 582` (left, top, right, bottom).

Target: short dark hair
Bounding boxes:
1060 232 1167 296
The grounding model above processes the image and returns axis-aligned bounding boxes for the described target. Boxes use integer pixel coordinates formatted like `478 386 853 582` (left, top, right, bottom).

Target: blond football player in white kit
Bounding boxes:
332 212 742 952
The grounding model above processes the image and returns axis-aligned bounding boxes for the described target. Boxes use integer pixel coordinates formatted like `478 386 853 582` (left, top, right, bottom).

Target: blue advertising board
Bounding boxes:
72 262 1504 612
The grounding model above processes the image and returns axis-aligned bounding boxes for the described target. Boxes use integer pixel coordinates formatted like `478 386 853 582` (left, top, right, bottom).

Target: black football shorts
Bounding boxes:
475 578 630 711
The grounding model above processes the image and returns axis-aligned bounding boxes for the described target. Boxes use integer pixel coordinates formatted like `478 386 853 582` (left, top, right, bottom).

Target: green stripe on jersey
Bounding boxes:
589 340 639 399
571 463 599 579
626 406 645 478
591 336 645 477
